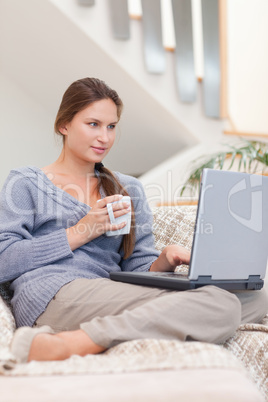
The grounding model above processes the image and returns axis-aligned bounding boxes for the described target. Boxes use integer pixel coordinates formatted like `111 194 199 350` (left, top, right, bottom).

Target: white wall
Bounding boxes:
227 0 268 133
139 140 230 207
0 74 60 189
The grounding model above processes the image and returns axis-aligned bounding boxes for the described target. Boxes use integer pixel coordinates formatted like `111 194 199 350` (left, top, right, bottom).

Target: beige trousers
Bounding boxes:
35 278 268 348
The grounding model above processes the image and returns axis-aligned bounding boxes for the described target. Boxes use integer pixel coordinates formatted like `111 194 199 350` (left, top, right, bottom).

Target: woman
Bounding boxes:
0 78 266 363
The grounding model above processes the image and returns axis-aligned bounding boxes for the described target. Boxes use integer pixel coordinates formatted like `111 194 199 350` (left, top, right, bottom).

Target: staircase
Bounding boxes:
0 0 226 187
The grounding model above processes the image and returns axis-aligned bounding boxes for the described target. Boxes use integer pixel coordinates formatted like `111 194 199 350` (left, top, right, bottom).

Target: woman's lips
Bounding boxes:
91 146 107 154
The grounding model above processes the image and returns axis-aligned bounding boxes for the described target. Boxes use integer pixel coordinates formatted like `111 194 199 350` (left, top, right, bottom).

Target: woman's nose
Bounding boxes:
98 128 109 143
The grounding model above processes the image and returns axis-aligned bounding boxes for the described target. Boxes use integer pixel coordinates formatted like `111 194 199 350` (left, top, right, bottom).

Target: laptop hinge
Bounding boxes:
196 276 212 283
247 275 263 290
248 275 262 282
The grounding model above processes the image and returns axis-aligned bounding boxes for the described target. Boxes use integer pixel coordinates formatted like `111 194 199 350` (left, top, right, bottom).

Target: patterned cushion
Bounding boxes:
225 318 268 398
152 206 196 252
152 205 196 274
2 338 245 377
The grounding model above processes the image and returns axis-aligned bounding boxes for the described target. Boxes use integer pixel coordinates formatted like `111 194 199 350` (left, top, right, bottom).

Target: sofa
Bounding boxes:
0 206 267 402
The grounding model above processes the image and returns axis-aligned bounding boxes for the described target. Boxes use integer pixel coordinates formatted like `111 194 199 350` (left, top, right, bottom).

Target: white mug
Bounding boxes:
106 196 131 237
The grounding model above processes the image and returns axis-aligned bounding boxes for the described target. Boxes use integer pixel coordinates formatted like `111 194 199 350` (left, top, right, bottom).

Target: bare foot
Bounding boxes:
28 329 106 362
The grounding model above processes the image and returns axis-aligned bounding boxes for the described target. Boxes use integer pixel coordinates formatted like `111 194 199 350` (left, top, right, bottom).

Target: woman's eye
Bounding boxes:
108 124 116 130
89 122 97 127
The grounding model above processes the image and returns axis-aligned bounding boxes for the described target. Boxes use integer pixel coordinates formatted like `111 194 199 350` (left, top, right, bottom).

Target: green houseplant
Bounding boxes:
181 140 268 196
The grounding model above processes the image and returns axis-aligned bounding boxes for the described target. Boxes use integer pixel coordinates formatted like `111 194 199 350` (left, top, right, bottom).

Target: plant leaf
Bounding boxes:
180 139 268 196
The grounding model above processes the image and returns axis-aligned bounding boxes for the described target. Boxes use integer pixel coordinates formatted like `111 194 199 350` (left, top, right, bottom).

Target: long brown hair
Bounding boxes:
54 77 135 259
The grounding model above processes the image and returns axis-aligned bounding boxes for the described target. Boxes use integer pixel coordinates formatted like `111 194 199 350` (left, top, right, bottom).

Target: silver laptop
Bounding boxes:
110 169 268 291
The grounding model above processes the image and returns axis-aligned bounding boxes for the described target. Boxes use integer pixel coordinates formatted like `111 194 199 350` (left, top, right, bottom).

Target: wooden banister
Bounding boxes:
224 130 268 139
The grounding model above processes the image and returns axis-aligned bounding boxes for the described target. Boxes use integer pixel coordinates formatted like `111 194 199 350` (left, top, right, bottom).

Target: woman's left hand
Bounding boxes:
149 245 191 272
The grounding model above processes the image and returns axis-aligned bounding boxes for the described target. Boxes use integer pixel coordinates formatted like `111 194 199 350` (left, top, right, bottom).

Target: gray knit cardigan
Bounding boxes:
0 167 159 327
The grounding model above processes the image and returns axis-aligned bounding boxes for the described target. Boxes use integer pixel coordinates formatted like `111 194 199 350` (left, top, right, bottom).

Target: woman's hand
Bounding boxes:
149 245 191 272
66 195 131 251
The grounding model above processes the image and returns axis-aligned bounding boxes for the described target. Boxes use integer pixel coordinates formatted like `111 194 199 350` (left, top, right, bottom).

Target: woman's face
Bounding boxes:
60 98 118 165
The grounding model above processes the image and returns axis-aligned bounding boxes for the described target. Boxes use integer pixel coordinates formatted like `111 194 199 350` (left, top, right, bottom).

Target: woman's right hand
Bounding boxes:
66 195 131 251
